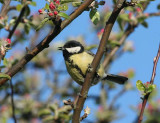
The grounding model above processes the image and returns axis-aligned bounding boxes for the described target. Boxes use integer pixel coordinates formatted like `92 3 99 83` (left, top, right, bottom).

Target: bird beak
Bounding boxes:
58 47 63 50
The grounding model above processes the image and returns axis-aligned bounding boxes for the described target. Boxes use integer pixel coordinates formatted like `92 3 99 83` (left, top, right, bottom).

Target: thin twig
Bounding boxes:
63 99 74 109
102 2 159 69
138 44 160 123
109 87 126 110
10 79 17 123
148 12 160 17
80 113 88 121
8 5 27 39
72 0 126 122
0 0 11 17
103 24 136 68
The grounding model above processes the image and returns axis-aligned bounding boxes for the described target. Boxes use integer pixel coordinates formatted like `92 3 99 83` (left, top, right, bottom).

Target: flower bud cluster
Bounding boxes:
38 0 60 18
0 38 11 58
128 8 149 25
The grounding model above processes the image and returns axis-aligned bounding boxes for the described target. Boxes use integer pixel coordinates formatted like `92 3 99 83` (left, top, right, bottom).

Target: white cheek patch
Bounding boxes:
66 46 81 53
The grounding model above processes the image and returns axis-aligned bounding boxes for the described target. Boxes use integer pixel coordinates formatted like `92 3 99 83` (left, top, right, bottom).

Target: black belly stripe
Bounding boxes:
68 58 85 78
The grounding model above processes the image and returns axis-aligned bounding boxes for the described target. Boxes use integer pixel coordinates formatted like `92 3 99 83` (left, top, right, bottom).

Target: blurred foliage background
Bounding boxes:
0 0 160 123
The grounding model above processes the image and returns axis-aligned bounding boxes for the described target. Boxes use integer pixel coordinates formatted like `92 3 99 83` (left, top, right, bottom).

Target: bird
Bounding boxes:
58 40 128 86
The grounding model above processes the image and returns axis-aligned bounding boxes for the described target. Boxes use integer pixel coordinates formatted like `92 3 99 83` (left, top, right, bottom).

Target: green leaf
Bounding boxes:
61 0 75 4
72 2 82 7
49 104 58 112
9 19 16 25
157 4 160 10
42 115 54 122
36 18 49 31
0 83 9 90
57 6 63 11
104 12 111 22
0 0 4 3
137 16 147 23
139 0 155 2
58 4 68 11
99 1 105 5
0 73 11 80
112 0 116 4
0 23 4 29
85 45 97 50
24 6 31 16
141 21 148 28
30 1 36 6
24 23 31 34
44 3 49 10
136 80 145 91
136 3 143 11
146 84 156 93
117 18 123 30
89 9 100 25
3 58 8 66
58 12 69 19
119 13 130 22
152 84 156 89
62 4 68 11
16 4 23 11
39 109 51 117
128 70 135 78
125 6 135 11
109 40 121 47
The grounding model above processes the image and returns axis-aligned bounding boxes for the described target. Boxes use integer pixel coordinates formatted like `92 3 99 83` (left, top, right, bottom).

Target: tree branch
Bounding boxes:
138 44 160 123
102 10 160 69
0 0 94 85
8 5 27 39
148 12 160 17
72 0 126 122
0 0 11 17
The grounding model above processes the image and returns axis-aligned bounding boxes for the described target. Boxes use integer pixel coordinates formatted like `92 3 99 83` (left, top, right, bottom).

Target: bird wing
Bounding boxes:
86 50 95 57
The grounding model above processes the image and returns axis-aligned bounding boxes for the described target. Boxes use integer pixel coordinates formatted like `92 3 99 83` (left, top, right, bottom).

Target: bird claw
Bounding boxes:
87 64 93 73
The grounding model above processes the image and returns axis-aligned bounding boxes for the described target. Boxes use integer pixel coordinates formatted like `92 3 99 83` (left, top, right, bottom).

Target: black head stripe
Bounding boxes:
63 40 84 49
62 40 84 60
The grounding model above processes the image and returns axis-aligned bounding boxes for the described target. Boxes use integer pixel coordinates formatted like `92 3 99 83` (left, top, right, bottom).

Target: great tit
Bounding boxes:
58 40 128 85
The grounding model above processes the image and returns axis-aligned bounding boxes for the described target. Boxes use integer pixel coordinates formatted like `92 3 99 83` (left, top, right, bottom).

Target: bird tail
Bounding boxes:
102 74 128 84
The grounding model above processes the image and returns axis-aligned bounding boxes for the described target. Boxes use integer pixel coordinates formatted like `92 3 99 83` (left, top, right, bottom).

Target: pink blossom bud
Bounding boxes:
49 2 56 10
6 38 11 44
0 16 4 20
48 12 53 16
38 9 43 14
0 106 8 112
97 28 104 35
146 82 150 85
144 13 149 17
144 81 150 88
56 1 60 5
128 12 133 19
136 8 141 13
54 11 58 15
